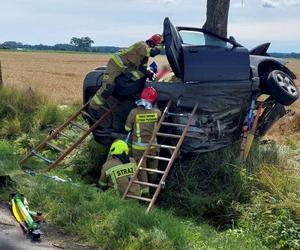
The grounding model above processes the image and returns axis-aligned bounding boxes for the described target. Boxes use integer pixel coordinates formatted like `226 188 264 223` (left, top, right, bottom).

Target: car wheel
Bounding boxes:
266 70 299 106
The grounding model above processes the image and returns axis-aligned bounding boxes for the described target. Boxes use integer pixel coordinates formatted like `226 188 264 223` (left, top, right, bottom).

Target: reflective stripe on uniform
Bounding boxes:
132 144 146 150
136 123 141 143
146 48 152 57
91 95 103 107
111 54 127 69
105 163 137 191
132 143 156 150
99 181 108 187
125 125 131 132
131 70 144 80
119 43 138 56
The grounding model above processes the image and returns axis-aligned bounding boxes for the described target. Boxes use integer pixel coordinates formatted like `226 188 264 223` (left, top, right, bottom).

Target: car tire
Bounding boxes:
266 70 299 106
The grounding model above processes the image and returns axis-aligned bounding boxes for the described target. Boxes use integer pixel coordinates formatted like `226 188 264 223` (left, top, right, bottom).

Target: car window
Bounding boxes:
179 30 233 49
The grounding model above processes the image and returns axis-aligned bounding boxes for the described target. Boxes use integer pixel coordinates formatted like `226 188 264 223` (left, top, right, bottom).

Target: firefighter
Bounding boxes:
99 139 140 196
89 34 163 111
125 87 161 195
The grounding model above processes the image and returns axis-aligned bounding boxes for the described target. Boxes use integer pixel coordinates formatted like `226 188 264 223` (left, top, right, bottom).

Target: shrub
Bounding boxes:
159 144 253 226
237 142 300 249
0 117 21 137
0 140 20 176
70 139 108 183
0 87 75 138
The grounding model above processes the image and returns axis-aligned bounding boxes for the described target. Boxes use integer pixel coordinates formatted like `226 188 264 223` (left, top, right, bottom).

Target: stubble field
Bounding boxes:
0 50 299 140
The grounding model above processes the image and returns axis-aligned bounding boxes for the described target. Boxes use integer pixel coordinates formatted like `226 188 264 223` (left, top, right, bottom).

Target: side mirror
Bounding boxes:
229 36 237 43
229 36 243 48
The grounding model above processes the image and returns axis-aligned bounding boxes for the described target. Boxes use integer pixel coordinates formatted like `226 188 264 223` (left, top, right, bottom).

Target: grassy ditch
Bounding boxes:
0 87 299 249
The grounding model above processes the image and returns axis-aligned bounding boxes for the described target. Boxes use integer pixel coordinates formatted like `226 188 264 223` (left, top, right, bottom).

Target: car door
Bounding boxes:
178 28 250 82
163 17 184 79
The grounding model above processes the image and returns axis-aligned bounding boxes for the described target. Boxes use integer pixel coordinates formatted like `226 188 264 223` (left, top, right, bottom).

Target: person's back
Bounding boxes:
125 87 161 195
126 106 161 149
100 156 140 196
89 35 163 112
118 41 150 70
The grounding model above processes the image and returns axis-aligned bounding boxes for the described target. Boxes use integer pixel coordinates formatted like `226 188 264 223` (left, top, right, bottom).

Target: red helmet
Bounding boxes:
140 87 158 104
148 34 162 46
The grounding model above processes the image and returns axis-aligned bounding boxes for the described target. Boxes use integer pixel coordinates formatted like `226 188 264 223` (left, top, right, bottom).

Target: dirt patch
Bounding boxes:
0 201 94 250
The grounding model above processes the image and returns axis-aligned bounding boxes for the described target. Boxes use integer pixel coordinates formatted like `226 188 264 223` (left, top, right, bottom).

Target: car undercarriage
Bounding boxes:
83 18 299 154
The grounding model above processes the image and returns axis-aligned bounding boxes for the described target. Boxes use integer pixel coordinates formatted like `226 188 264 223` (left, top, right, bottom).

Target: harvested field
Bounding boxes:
0 51 167 103
0 50 299 140
0 51 111 103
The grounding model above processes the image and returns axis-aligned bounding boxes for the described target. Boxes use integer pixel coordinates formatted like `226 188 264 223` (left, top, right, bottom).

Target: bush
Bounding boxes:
70 139 108 183
0 87 75 138
159 144 253 226
0 117 21 137
237 143 300 249
0 140 20 176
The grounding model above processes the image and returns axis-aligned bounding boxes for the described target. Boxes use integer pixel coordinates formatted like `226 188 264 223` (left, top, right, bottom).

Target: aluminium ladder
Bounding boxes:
122 100 198 213
19 102 114 172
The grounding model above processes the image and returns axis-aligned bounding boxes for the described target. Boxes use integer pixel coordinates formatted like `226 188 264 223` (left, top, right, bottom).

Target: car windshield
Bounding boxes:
179 30 232 48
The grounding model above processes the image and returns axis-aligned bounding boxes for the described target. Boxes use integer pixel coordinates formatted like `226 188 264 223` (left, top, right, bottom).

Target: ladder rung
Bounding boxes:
161 122 186 127
58 131 76 143
145 155 171 162
166 112 190 117
32 151 54 164
139 168 165 174
156 132 181 139
45 142 64 153
70 121 88 131
126 194 152 202
151 144 176 150
132 181 158 188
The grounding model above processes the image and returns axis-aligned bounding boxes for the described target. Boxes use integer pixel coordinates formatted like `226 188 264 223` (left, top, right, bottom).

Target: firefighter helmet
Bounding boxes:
109 140 129 156
148 34 163 46
140 86 158 104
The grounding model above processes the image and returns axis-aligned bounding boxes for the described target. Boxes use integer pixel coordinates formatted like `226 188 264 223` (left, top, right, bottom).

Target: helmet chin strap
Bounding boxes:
135 99 153 110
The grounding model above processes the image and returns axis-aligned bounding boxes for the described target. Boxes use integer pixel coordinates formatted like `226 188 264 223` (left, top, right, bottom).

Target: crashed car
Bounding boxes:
83 18 299 153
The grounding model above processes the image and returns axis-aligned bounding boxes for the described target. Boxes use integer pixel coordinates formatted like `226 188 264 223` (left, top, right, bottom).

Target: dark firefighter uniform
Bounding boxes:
90 41 161 110
125 107 161 195
99 155 140 196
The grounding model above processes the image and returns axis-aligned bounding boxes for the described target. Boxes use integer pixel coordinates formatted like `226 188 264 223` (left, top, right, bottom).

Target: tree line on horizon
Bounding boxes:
0 37 122 53
0 37 300 58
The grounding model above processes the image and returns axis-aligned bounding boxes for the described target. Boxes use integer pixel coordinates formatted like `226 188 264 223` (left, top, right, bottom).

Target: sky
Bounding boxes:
0 0 300 52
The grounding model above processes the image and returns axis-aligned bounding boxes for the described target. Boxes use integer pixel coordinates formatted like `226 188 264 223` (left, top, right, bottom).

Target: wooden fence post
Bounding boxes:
0 60 3 88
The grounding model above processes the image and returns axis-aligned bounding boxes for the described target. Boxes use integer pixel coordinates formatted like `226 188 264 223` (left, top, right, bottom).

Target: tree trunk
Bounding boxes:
0 60 3 88
203 0 231 37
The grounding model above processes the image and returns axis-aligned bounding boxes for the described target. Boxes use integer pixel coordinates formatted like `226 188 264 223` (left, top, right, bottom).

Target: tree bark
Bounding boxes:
0 60 3 88
203 0 231 37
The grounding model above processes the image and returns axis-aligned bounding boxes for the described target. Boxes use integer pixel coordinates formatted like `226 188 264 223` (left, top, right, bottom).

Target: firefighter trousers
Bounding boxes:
90 59 122 110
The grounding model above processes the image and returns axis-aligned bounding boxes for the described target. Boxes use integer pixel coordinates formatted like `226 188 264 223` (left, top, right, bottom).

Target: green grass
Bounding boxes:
0 86 299 249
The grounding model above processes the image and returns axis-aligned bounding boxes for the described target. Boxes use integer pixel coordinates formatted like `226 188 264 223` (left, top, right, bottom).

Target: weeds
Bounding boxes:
0 87 73 138
0 86 299 249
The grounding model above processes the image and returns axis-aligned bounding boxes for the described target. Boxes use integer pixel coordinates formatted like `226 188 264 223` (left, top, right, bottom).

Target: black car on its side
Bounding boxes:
82 18 299 153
